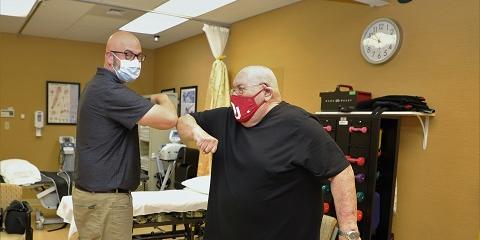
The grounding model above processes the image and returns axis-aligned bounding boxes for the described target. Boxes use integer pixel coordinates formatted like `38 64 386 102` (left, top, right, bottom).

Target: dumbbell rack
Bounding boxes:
315 112 401 240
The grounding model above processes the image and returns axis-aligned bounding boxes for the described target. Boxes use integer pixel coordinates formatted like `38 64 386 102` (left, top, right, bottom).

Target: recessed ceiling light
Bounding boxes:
120 0 236 34
0 0 36 17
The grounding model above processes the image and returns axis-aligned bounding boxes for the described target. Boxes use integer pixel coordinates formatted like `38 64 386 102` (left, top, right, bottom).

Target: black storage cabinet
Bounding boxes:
316 113 400 240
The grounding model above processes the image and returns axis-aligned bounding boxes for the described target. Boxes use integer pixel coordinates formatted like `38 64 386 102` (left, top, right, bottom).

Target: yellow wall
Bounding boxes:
154 34 213 108
0 33 155 172
152 0 479 239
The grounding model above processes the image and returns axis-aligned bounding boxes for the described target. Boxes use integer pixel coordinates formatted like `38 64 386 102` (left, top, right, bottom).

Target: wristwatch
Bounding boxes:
338 230 360 240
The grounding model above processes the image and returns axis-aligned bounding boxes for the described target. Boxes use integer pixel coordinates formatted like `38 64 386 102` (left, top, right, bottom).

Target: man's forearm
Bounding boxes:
177 114 218 154
330 165 359 234
177 114 197 141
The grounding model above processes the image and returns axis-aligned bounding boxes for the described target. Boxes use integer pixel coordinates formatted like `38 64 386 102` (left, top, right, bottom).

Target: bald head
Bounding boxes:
106 31 141 53
234 66 279 89
104 31 142 70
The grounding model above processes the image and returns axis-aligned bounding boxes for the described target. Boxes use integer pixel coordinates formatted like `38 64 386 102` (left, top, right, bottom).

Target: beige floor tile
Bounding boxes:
0 224 69 240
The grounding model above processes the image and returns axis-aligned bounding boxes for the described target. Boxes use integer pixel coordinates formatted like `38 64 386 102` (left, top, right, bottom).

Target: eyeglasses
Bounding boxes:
110 50 146 62
230 83 266 95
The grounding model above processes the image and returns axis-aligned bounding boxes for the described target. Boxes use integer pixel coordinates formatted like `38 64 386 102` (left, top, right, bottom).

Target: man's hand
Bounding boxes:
177 114 218 154
192 125 218 154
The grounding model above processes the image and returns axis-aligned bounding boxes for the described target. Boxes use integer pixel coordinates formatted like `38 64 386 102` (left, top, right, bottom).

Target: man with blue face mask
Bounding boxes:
73 31 178 240
177 66 360 240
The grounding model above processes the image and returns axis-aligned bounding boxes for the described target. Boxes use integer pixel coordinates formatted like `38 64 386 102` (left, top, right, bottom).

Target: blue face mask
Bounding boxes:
112 53 141 82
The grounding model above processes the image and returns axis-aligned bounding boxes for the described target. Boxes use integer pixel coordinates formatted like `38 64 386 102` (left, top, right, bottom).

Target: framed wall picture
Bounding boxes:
179 86 197 116
46 81 80 125
161 88 176 93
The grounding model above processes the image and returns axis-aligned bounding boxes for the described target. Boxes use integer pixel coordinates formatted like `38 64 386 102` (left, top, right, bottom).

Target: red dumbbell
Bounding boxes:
357 210 363 222
346 155 366 166
323 125 332 132
323 202 330 214
349 126 368 133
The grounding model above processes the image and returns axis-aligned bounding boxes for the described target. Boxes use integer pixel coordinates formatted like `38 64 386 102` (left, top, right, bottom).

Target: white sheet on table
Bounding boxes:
132 189 208 215
57 189 208 240
0 159 41 185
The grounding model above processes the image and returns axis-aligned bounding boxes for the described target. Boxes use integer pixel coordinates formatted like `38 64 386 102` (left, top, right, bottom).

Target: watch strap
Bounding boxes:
338 230 360 240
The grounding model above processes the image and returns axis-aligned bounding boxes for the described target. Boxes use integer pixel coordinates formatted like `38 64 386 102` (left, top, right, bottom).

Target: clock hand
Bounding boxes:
374 32 381 44
374 33 382 49
363 38 379 49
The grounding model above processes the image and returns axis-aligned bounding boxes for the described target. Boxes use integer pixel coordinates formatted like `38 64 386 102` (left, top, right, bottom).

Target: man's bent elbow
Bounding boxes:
164 113 178 128
177 114 191 127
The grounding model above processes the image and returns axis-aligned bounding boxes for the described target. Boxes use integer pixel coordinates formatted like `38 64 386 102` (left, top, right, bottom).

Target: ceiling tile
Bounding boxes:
8 0 301 48
22 0 94 38
0 15 25 33
84 0 168 11
138 20 205 49
60 15 128 44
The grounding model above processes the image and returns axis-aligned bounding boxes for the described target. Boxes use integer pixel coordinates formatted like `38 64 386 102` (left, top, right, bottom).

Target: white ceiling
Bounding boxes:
0 0 302 49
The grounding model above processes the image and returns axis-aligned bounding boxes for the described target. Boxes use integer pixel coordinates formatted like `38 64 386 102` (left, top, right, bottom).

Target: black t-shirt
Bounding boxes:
191 101 349 240
74 68 154 191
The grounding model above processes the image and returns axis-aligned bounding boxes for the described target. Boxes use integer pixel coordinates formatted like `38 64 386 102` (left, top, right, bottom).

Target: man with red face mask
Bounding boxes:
177 66 360 240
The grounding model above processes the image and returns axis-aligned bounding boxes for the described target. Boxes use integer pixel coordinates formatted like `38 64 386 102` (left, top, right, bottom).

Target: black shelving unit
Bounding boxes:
316 112 404 240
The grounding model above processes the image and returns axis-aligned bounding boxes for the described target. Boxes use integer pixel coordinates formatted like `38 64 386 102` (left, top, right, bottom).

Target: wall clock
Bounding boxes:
360 18 401 64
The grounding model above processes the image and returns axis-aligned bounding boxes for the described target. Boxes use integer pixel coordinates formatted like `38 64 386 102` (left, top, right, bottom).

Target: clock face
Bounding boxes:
361 18 401 64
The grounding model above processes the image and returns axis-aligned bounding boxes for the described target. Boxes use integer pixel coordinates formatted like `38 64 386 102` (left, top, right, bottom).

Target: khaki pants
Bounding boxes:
72 186 133 240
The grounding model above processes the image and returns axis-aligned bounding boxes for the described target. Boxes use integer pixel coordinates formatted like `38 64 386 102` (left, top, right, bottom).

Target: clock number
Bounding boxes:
379 24 384 30
389 45 393 50
372 51 376 57
377 54 381 59
384 49 388 56
390 29 394 34
373 26 378 33
367 47 371 53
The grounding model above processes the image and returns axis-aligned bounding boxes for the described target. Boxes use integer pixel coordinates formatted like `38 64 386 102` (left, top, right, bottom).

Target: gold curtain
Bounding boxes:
197 57 230 176
197 24 230 176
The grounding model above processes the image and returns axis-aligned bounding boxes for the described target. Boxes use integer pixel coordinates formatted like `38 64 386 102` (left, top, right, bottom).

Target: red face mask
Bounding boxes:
230 88 265 122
